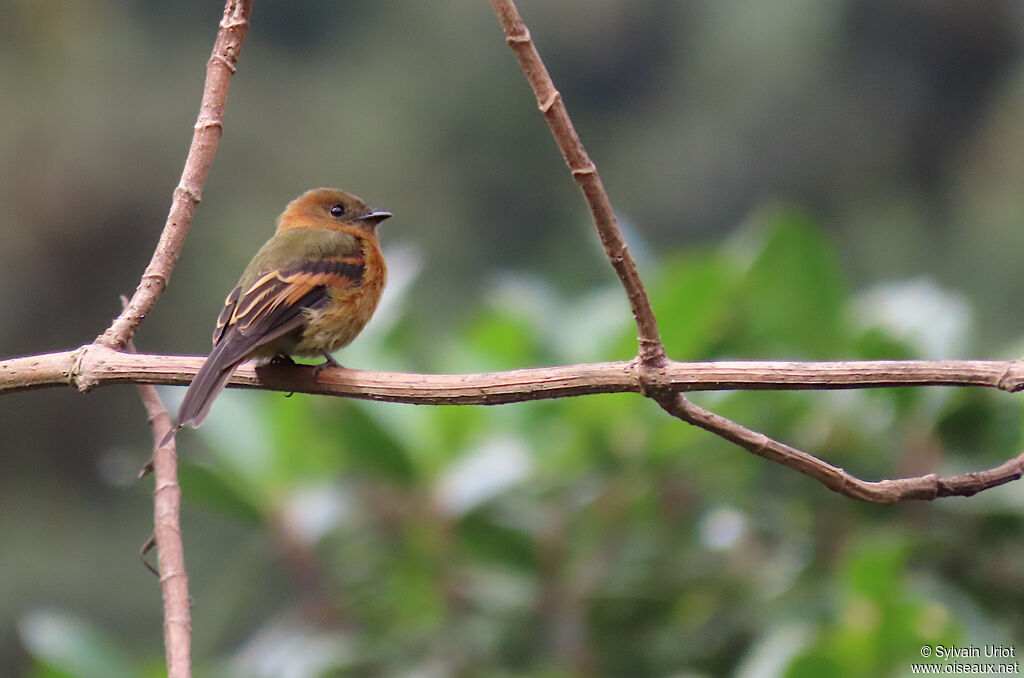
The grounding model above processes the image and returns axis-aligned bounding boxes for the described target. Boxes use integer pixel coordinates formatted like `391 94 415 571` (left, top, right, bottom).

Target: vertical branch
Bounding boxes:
489 0 665 366
100 0 254 670
134 365 192 678
97 0 253 351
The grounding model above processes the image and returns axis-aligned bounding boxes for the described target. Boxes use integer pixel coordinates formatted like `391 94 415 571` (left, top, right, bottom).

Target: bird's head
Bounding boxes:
277 187 392 234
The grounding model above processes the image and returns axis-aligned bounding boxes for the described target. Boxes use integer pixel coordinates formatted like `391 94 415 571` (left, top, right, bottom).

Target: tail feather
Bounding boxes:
161 342 244 446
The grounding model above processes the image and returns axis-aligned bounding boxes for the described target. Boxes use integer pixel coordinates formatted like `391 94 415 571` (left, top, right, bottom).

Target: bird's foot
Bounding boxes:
312 352 342 380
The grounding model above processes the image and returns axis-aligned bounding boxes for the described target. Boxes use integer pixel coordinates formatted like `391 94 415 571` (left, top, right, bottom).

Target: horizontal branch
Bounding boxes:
3 344 1024 404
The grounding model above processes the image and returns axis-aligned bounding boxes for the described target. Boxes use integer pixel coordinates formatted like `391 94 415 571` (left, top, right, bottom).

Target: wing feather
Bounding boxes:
229 256 364 335
213 286 241 346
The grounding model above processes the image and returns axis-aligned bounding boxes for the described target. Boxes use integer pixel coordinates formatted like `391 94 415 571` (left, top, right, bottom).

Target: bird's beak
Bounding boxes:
361 210 392 226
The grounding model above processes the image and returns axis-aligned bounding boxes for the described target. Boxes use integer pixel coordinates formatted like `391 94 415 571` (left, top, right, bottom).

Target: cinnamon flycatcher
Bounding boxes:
163 187 390 445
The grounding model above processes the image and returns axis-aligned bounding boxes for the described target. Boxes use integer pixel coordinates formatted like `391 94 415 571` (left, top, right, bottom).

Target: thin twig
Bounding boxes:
129 341 192 678
4 345 1024 401
488 0 665 367
657 393 1024 502
96 0 253 351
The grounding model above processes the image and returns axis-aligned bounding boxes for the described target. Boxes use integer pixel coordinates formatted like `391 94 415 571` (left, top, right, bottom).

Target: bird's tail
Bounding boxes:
161 342 243 447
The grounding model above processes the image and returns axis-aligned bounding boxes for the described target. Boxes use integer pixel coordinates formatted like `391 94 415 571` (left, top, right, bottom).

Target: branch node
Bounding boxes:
506 28 531 45
209 53 238 74
193 118 224 132
173 184 202 205
995 360 1024 392
538 90 561 114
69 345 100 392
638 340 668 368
635 353 672 401
140 275 168 293
221 14 249 30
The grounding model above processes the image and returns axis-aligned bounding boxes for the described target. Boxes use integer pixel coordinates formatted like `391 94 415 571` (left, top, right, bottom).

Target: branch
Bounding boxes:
485 0 1024 504
93 3 253 675
4 345 1024 402
489 0 665 366
96 0 253 351
130 343 192 678
657 393 1024 502
25 346 1013 502
4 348 1024 504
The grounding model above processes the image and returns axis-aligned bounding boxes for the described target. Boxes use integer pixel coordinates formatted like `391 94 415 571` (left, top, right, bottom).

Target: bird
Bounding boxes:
161 187 391 446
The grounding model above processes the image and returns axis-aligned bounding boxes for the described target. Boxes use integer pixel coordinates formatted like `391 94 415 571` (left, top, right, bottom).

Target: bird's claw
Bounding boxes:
313 352 342 380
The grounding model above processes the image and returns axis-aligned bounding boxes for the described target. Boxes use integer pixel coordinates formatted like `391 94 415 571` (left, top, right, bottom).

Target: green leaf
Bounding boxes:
854 327 917 361
327 400 418 481
177 460 263 525
264 393 346 483
457 509 537 570
19 610 137 678
643 250 737 360
464 308 545 369
937 390 1023 460
735 207 848 357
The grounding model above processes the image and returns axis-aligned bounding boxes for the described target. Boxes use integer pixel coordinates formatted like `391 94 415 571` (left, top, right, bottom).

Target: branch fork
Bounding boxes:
487 0 1024 503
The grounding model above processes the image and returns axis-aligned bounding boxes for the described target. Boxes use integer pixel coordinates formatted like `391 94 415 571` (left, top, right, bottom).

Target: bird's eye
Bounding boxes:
329 204 345 218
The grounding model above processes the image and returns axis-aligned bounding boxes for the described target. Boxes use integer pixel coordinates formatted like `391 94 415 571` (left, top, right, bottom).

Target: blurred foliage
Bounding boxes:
19 211 1024 677
3 1 1024 677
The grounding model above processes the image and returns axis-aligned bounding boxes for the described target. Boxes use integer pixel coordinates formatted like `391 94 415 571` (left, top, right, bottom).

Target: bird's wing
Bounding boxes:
171 256 366 434
215 255 366 363
212 286 241 346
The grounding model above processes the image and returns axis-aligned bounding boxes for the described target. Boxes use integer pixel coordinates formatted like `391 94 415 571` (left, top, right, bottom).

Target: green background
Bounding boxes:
1 1 1023 676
